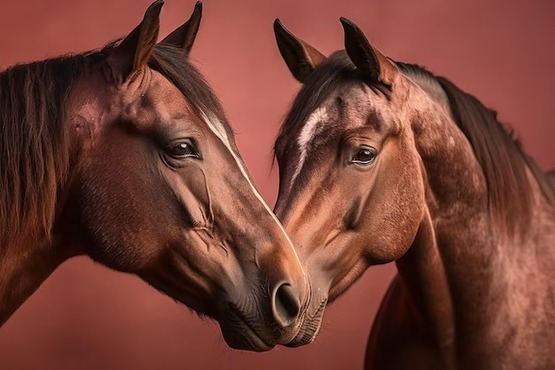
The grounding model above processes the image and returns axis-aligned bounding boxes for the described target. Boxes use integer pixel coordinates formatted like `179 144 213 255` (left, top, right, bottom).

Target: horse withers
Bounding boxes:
271 18 555 369
0 1 307 351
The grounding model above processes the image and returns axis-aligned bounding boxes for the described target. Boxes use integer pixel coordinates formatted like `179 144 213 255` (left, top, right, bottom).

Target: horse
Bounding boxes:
0 1 308 352
271 17 555 369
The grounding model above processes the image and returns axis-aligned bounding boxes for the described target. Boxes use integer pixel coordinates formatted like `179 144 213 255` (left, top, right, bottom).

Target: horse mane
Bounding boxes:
0 47 112 246
0 41 231 248
397 62 555 233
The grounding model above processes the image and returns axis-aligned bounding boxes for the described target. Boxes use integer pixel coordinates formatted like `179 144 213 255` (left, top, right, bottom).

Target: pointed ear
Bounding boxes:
109 0 164 83
159 1 202 55
273 19 326 83
340 17 397 87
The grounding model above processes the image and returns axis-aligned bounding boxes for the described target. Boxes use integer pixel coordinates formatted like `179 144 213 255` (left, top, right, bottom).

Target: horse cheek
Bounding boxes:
364 150 425 263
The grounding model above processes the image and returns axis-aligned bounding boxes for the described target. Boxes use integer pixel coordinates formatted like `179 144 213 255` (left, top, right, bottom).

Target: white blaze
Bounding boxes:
200 111 301 265
290 107 328 187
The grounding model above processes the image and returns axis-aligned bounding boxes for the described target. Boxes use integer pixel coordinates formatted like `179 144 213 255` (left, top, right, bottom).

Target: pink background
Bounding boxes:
1 0 553 369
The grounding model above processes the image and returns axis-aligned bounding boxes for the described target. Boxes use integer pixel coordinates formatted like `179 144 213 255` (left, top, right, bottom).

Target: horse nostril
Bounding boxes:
271 282 301 328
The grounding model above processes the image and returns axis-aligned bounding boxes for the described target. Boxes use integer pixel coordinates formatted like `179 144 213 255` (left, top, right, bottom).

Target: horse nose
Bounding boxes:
271 282 301 328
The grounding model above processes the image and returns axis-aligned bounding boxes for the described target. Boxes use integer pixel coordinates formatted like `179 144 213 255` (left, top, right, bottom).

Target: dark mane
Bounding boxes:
0 42 232 247
0 46 112 245
397 62 555 233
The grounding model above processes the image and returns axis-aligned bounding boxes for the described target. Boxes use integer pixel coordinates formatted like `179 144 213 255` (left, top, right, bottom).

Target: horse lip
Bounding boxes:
222 305 276 352
236 316 274 351
226 323 274 352
284 295 327 347
284 331 318 347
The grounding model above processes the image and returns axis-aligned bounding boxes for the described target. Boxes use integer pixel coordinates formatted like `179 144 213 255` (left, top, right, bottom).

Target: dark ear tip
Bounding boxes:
339 17 357 31
146 0 164 15
194 1 203 12
150 0 164 8
274 19 289 37
274 18 284 31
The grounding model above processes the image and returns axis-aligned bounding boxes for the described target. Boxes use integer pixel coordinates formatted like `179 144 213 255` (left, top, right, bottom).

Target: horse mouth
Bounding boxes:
219 305 275 352
284 297 327 347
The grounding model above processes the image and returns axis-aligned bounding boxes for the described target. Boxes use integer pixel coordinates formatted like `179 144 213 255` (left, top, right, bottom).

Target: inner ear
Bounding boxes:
109 0 164 83
159 1 202 55
273 19 326 83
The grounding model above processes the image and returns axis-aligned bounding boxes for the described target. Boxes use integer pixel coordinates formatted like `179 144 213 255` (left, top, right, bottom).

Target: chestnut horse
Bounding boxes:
272 18 555 368
0 1 308 352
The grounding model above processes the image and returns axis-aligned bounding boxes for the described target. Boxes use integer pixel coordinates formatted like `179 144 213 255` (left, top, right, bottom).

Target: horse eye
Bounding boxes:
351 147 377 165
166 140 199 159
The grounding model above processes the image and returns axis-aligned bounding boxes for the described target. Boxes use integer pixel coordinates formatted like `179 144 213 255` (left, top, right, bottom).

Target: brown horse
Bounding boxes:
272 18 555 369
0 1 308 352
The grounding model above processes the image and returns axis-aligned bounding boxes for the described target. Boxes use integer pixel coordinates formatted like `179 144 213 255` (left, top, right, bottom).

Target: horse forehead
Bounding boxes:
342 86 391 125
148 73 230 137
121 73 214 136
141 72 191 118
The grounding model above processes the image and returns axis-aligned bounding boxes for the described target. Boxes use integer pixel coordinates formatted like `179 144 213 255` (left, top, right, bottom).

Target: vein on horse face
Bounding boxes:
290 107 328 189
199 111 302 266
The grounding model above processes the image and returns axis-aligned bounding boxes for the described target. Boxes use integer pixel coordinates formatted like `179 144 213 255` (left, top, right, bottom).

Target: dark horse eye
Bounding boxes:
351 147 377 165
166 140 199 159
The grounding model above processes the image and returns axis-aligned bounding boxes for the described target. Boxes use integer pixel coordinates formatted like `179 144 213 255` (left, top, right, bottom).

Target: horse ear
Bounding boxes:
340 17 397 87
109 0 164 83
273 19 326 83
159 1 202 55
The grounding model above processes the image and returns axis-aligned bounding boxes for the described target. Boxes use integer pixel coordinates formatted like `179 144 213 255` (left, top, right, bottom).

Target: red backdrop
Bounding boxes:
1 1 553 369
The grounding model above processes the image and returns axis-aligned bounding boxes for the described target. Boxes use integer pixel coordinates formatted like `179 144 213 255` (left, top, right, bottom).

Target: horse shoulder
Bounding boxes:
364 274 444 370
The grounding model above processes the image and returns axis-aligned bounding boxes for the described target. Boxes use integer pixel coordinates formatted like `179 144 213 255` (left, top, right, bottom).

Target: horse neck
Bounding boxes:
0 66 91 325
393 108 494 368
396 84 555 364
0 234 73 325
0 114 83 325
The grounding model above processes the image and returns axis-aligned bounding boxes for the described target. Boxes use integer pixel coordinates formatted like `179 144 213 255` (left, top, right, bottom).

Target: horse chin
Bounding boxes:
218 305 276 352
284 296 327 347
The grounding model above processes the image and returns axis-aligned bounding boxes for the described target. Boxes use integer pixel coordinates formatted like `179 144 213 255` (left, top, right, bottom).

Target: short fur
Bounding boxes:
272 19 555 369
0 2 309 353
399 63 554 234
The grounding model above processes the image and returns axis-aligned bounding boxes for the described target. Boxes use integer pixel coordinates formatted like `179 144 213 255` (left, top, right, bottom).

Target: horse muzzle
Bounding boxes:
284 293 327 347
218 289 305 352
